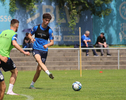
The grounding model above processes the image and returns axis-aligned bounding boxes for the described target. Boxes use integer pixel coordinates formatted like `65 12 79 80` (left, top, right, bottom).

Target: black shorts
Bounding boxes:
0 70 4 82
32 49 48 64
0 58 16 72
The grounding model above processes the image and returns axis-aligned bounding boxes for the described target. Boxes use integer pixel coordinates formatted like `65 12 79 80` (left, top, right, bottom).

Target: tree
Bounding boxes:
53 0 113 30
0 0 42 12
0 0 112 31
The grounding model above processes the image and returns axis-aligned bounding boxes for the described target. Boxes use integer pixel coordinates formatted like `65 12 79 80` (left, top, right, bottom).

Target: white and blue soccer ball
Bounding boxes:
72 81 82 91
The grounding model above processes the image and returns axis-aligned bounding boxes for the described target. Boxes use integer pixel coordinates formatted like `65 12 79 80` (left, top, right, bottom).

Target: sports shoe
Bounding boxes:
86 54 89 56
107 54 111 56
101 54 104 56
49 73 54 79
29 85 36 89
94 54 99 57
7 91 19 95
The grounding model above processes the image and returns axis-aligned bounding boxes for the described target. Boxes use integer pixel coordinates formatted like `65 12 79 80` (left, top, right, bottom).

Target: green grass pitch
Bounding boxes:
2 70 126 100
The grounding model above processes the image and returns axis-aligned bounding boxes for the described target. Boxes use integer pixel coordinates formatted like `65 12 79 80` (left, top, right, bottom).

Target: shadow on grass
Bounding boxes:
21 87 52 90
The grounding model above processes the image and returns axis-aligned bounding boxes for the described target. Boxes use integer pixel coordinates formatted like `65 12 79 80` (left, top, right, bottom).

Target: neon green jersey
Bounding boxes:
0 29 17 57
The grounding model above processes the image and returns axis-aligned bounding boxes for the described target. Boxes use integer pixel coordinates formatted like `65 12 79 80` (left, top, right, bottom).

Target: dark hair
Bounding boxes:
26 33 29 36
11 19 19 26
43 13 52 20
101 32 104 35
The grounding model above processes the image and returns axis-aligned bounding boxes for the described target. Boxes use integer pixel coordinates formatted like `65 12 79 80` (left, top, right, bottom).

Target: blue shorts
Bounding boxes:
32 49 48 64
0 70 4 82
0 58 16 72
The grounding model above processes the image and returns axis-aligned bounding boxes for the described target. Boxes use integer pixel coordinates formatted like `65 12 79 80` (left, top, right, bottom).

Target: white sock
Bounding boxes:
30 81 35 86
45 70 50 75
7 84 14 93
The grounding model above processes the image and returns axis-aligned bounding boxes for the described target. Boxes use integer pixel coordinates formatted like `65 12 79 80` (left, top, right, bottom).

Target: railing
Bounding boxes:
12 47 126 70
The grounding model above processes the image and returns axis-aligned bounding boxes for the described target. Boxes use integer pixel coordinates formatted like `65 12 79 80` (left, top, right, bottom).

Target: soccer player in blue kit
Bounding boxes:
28 13 54 89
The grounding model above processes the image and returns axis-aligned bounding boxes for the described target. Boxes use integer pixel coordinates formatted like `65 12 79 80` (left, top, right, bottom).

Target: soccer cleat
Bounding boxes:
49 73 54 79
7 91 19 95
29 85 36 89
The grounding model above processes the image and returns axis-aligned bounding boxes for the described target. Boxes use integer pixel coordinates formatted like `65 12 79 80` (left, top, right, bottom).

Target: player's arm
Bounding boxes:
28 33 35 43
43 30 54 49
11 34 30 56
28 26 37 43
43 39 54 49
12 40 30 56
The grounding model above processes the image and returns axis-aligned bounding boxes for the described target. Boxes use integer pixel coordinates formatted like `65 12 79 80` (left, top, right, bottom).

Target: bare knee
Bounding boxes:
11 68 18 76
36 59 42 65
38 66 41 72
36 66 41 74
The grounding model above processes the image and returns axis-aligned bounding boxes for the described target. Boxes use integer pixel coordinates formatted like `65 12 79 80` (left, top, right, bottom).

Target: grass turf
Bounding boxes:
2 70 126 100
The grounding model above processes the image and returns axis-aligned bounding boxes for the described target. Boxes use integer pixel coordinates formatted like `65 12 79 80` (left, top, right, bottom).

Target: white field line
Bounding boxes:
20 94 34 100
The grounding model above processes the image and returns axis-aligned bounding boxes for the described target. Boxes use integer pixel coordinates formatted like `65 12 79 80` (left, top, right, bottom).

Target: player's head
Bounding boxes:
42 13 52 26
100 32 104 38
85 31 90 37
10 19 19 32
26 33 29 37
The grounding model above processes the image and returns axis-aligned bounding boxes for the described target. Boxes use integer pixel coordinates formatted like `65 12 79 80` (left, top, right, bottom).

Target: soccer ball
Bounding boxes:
72 81 82 91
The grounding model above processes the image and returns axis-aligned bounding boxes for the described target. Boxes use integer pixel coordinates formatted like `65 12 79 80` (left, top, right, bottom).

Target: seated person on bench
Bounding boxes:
81 31 98 56
95 32 111 56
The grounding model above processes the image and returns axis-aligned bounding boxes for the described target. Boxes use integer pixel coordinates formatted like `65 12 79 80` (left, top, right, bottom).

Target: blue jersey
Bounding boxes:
81 34 90 46
31 24 54 51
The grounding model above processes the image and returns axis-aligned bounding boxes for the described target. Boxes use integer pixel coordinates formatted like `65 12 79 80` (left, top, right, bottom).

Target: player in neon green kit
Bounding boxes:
0 19 30 97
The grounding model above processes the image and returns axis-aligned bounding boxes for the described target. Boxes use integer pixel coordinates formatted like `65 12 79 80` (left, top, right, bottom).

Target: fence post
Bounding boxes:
118 49 120 69
78 49 80 70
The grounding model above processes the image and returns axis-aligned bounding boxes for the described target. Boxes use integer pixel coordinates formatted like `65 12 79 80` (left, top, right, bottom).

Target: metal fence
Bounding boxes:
12 47 125 70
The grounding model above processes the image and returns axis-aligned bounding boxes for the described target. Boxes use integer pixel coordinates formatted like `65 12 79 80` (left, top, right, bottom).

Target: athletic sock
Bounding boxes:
30 81 35 86
7 84 14 93
45 70 50 76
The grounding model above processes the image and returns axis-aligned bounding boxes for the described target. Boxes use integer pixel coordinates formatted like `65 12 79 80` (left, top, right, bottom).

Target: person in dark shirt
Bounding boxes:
23 33 33 51
95 33 111 56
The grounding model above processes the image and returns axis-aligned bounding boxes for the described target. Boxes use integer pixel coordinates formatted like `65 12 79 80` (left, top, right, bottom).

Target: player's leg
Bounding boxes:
0 81 6 100
30 50 54 89
0 70 6 100
35 54 48 71
33 65 41 82
7 68 18 95
1 58 18 95
30 64 41 89
34 54 54 79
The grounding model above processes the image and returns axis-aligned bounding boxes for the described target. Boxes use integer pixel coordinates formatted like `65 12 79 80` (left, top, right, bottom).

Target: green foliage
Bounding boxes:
0 0 112 32
53 0 112 32
0 0 42 12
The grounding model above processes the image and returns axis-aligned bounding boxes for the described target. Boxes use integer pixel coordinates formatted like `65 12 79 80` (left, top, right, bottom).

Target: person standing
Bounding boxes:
0 19 30 96
28 13 54 89
95 33 111 56
81 31 98 56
